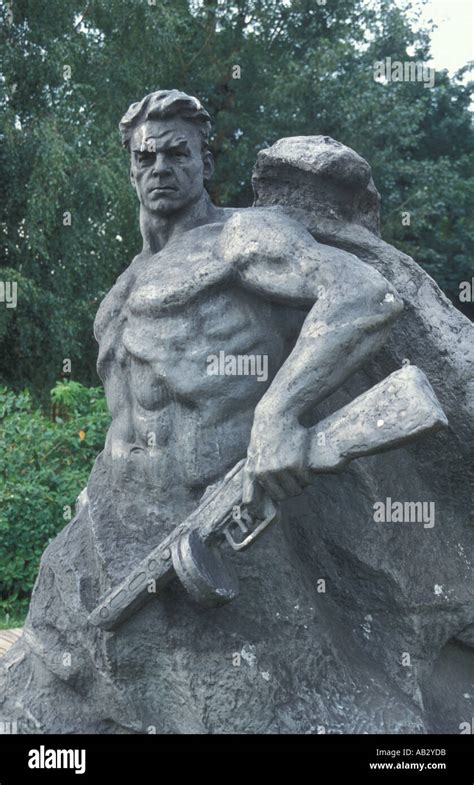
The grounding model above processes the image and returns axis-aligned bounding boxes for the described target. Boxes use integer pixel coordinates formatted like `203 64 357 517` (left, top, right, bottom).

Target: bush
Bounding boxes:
0 381 110 623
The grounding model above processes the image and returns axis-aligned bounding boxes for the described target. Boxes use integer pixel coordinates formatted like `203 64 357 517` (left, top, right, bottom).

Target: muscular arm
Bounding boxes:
219 209 403 500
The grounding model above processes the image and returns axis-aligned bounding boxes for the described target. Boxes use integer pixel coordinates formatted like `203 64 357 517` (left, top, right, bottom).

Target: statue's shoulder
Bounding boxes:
220 205 303 233
219 206 310 263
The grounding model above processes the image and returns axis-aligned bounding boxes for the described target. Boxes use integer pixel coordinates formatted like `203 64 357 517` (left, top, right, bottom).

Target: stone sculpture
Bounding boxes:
1 90 472 734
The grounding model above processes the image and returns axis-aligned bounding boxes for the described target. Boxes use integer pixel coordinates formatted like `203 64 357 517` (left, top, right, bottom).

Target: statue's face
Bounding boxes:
129 116 212 215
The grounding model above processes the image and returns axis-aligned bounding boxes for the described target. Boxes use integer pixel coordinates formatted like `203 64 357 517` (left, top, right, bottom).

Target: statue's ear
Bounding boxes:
202 150 214 182
129 166 136 190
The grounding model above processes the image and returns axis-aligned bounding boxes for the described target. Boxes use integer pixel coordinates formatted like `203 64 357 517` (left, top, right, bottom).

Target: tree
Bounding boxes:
1 0 472 397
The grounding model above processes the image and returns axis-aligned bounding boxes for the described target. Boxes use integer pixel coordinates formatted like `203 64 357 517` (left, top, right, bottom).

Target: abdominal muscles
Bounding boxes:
119 286 289 488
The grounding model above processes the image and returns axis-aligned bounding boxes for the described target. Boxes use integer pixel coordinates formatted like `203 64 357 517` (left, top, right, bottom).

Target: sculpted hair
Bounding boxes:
119 89 212 151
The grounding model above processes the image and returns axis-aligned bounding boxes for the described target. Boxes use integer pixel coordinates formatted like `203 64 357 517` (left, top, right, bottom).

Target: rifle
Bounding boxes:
89 365 447 631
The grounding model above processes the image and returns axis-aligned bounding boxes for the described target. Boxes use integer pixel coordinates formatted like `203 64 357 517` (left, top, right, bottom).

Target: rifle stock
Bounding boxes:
308 365 447 471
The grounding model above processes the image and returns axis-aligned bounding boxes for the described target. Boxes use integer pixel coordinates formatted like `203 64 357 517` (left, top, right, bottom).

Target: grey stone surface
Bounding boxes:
1 94 472 734
253 135 474 732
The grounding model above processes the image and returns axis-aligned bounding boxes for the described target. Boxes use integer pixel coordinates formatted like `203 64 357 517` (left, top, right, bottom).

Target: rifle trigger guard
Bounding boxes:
224 498 280 552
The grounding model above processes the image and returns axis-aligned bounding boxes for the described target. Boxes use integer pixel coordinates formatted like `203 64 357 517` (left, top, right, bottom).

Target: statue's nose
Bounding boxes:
152 153 171 175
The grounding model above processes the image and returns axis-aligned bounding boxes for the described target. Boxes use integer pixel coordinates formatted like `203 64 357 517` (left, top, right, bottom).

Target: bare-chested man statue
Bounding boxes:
1 90 426 734
100 90 402 502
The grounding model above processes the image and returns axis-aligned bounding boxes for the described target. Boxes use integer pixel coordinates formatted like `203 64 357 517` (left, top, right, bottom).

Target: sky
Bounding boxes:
408 0 473 74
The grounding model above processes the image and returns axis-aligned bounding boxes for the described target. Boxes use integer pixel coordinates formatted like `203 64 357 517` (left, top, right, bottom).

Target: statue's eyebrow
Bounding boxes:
131 134 190 153
161 138 189 152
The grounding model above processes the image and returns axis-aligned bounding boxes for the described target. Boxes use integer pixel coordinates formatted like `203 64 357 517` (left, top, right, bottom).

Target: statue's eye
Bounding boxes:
136 152 154 165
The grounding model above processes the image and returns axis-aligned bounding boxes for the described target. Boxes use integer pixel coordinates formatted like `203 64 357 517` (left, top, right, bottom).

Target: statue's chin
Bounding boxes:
146 195 199 217
147 199 181 215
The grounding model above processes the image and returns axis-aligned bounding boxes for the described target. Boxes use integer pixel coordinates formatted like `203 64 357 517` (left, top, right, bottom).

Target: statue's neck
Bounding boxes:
140 190 220 254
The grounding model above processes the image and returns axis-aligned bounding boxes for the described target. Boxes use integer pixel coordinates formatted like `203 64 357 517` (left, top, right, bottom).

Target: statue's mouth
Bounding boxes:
149 185 177 194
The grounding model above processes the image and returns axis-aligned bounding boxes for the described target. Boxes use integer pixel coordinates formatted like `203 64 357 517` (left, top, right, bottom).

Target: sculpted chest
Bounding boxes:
120 221 293 364
95 215 306 393
127 221 232 316
94 221 229 349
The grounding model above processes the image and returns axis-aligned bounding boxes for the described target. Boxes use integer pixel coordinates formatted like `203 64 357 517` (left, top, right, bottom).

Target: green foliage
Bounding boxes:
0 615 25 630
0 381 110 621
0 0 473 400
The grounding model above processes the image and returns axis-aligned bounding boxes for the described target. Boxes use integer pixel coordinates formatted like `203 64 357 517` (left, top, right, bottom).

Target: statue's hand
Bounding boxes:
242 410 312 514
